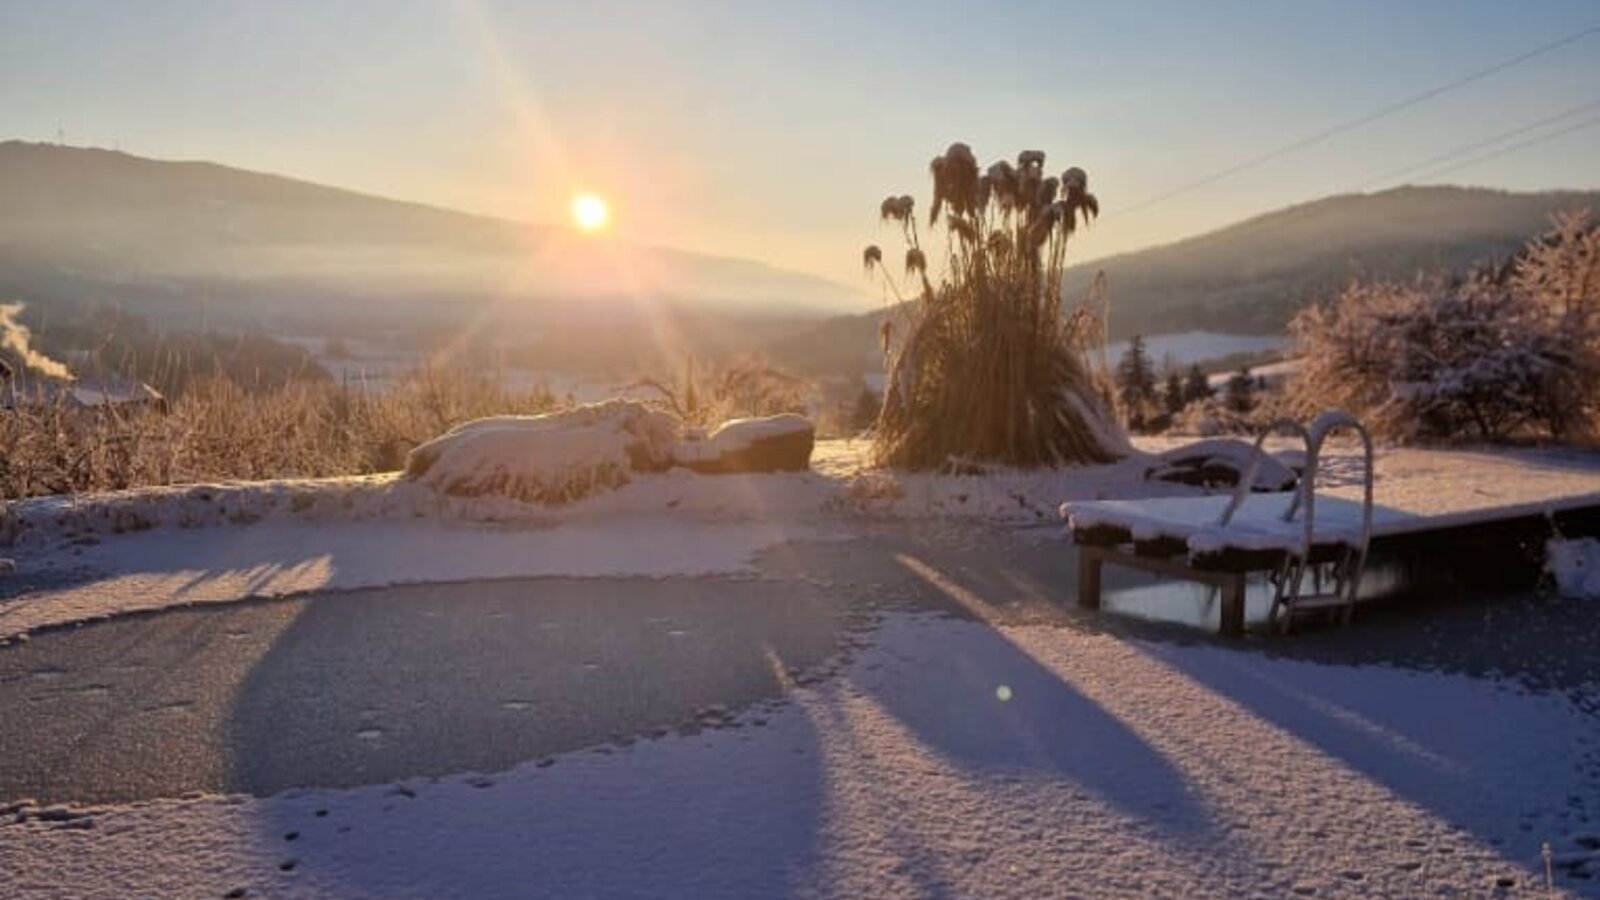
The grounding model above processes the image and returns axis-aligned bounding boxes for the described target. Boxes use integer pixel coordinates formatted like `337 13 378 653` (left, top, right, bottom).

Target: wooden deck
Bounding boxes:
1067 496 1600 636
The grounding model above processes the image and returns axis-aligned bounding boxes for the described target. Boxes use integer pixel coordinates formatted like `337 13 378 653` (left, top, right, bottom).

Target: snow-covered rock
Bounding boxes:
1145 438 1298 492
673 414 815 474
1546 536 1600 600
403 400 681 504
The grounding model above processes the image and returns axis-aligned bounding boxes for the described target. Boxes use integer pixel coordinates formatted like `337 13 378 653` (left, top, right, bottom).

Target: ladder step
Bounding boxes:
1286 593 1350 612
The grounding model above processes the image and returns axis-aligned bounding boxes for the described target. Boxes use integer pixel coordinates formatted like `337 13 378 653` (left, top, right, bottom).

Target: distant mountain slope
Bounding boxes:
0 141 862 333
1074 185 1600 337
768 186 1600 375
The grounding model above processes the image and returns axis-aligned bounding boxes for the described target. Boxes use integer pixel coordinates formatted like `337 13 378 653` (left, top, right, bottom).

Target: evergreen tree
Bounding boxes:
1225 365 1255 413
1183 364 1211 404
1163 370 1185 416
1115 335 1158 428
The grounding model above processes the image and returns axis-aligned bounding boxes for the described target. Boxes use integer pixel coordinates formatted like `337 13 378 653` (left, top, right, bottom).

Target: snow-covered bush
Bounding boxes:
403 400 681 504
1290 212 1600 443
403 402 821 504
862 145 1125 469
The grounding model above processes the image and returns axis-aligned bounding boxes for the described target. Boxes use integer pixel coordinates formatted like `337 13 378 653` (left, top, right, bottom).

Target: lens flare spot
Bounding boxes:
996 685 1013 702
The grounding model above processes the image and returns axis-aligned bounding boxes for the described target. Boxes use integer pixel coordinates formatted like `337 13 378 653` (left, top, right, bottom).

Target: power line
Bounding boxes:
1399 112 1600 183
1351 97 1600 190
1109 22 1600 220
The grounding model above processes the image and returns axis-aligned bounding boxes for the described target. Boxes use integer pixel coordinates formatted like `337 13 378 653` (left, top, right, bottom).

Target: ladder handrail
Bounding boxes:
1304 410 1376 558
1218 411 1375 563
1218 418 1316 556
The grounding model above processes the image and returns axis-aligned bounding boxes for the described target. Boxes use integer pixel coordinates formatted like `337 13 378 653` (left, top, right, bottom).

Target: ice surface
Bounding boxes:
1 613 1590 898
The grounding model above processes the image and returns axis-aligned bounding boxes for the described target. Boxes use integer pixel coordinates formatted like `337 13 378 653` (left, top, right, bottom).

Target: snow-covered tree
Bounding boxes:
1291 275 1572 442
1291 211 1600 443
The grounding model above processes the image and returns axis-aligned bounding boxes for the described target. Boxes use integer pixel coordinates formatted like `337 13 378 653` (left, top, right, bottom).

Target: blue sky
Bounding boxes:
3 1 1598 285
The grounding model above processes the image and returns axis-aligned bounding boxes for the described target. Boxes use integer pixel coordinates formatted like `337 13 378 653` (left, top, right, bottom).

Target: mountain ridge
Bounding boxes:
1073 184 1600 336
0 140 864 329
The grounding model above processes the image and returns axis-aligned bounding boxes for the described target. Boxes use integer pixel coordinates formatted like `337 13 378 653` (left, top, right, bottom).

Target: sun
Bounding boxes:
571 192 610 233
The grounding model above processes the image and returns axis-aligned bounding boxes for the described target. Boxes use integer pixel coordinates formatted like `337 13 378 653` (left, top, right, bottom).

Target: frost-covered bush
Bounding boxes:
1513 210 1600 437
1168 391 1293 438
1290 212 1600 443
628 354 806 429
862 144 1125 470
0 367 559 499
1169 396 1258 437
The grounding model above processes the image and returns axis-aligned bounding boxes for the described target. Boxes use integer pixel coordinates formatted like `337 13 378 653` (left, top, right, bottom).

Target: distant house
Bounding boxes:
0 365 166 413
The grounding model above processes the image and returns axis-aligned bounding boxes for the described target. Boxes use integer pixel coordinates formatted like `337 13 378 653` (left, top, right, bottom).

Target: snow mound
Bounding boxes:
1546 536 1600 600
404 400 681 504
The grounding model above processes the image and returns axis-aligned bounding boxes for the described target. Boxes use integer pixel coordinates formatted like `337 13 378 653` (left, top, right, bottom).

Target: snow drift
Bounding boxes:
1546 536 1600 600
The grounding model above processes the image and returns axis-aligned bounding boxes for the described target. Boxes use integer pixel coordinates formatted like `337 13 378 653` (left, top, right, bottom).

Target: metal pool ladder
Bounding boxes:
1222 411 1376 633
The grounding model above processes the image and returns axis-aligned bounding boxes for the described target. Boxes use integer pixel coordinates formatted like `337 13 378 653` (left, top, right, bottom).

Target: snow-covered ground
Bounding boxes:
3 610 1596 898
0 439 1168 641
4 439 1600 640
4 438 1600 897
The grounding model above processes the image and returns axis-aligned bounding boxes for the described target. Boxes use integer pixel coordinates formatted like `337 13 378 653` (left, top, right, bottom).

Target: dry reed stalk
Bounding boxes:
863 145 1124 470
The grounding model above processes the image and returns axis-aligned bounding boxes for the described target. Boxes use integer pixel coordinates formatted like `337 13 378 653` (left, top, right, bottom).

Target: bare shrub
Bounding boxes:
863 145 1124 470
1168 391 1294 438
628 354 807 429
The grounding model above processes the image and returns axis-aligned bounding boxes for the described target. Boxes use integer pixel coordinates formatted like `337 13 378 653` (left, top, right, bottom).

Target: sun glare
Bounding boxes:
571 193 610 233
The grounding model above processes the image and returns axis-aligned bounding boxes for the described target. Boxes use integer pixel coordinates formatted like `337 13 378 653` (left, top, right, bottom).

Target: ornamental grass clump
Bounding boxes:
863 143 1125 470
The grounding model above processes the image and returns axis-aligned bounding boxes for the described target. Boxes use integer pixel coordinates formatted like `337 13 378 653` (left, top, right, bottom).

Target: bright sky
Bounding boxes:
3 1 1598 291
